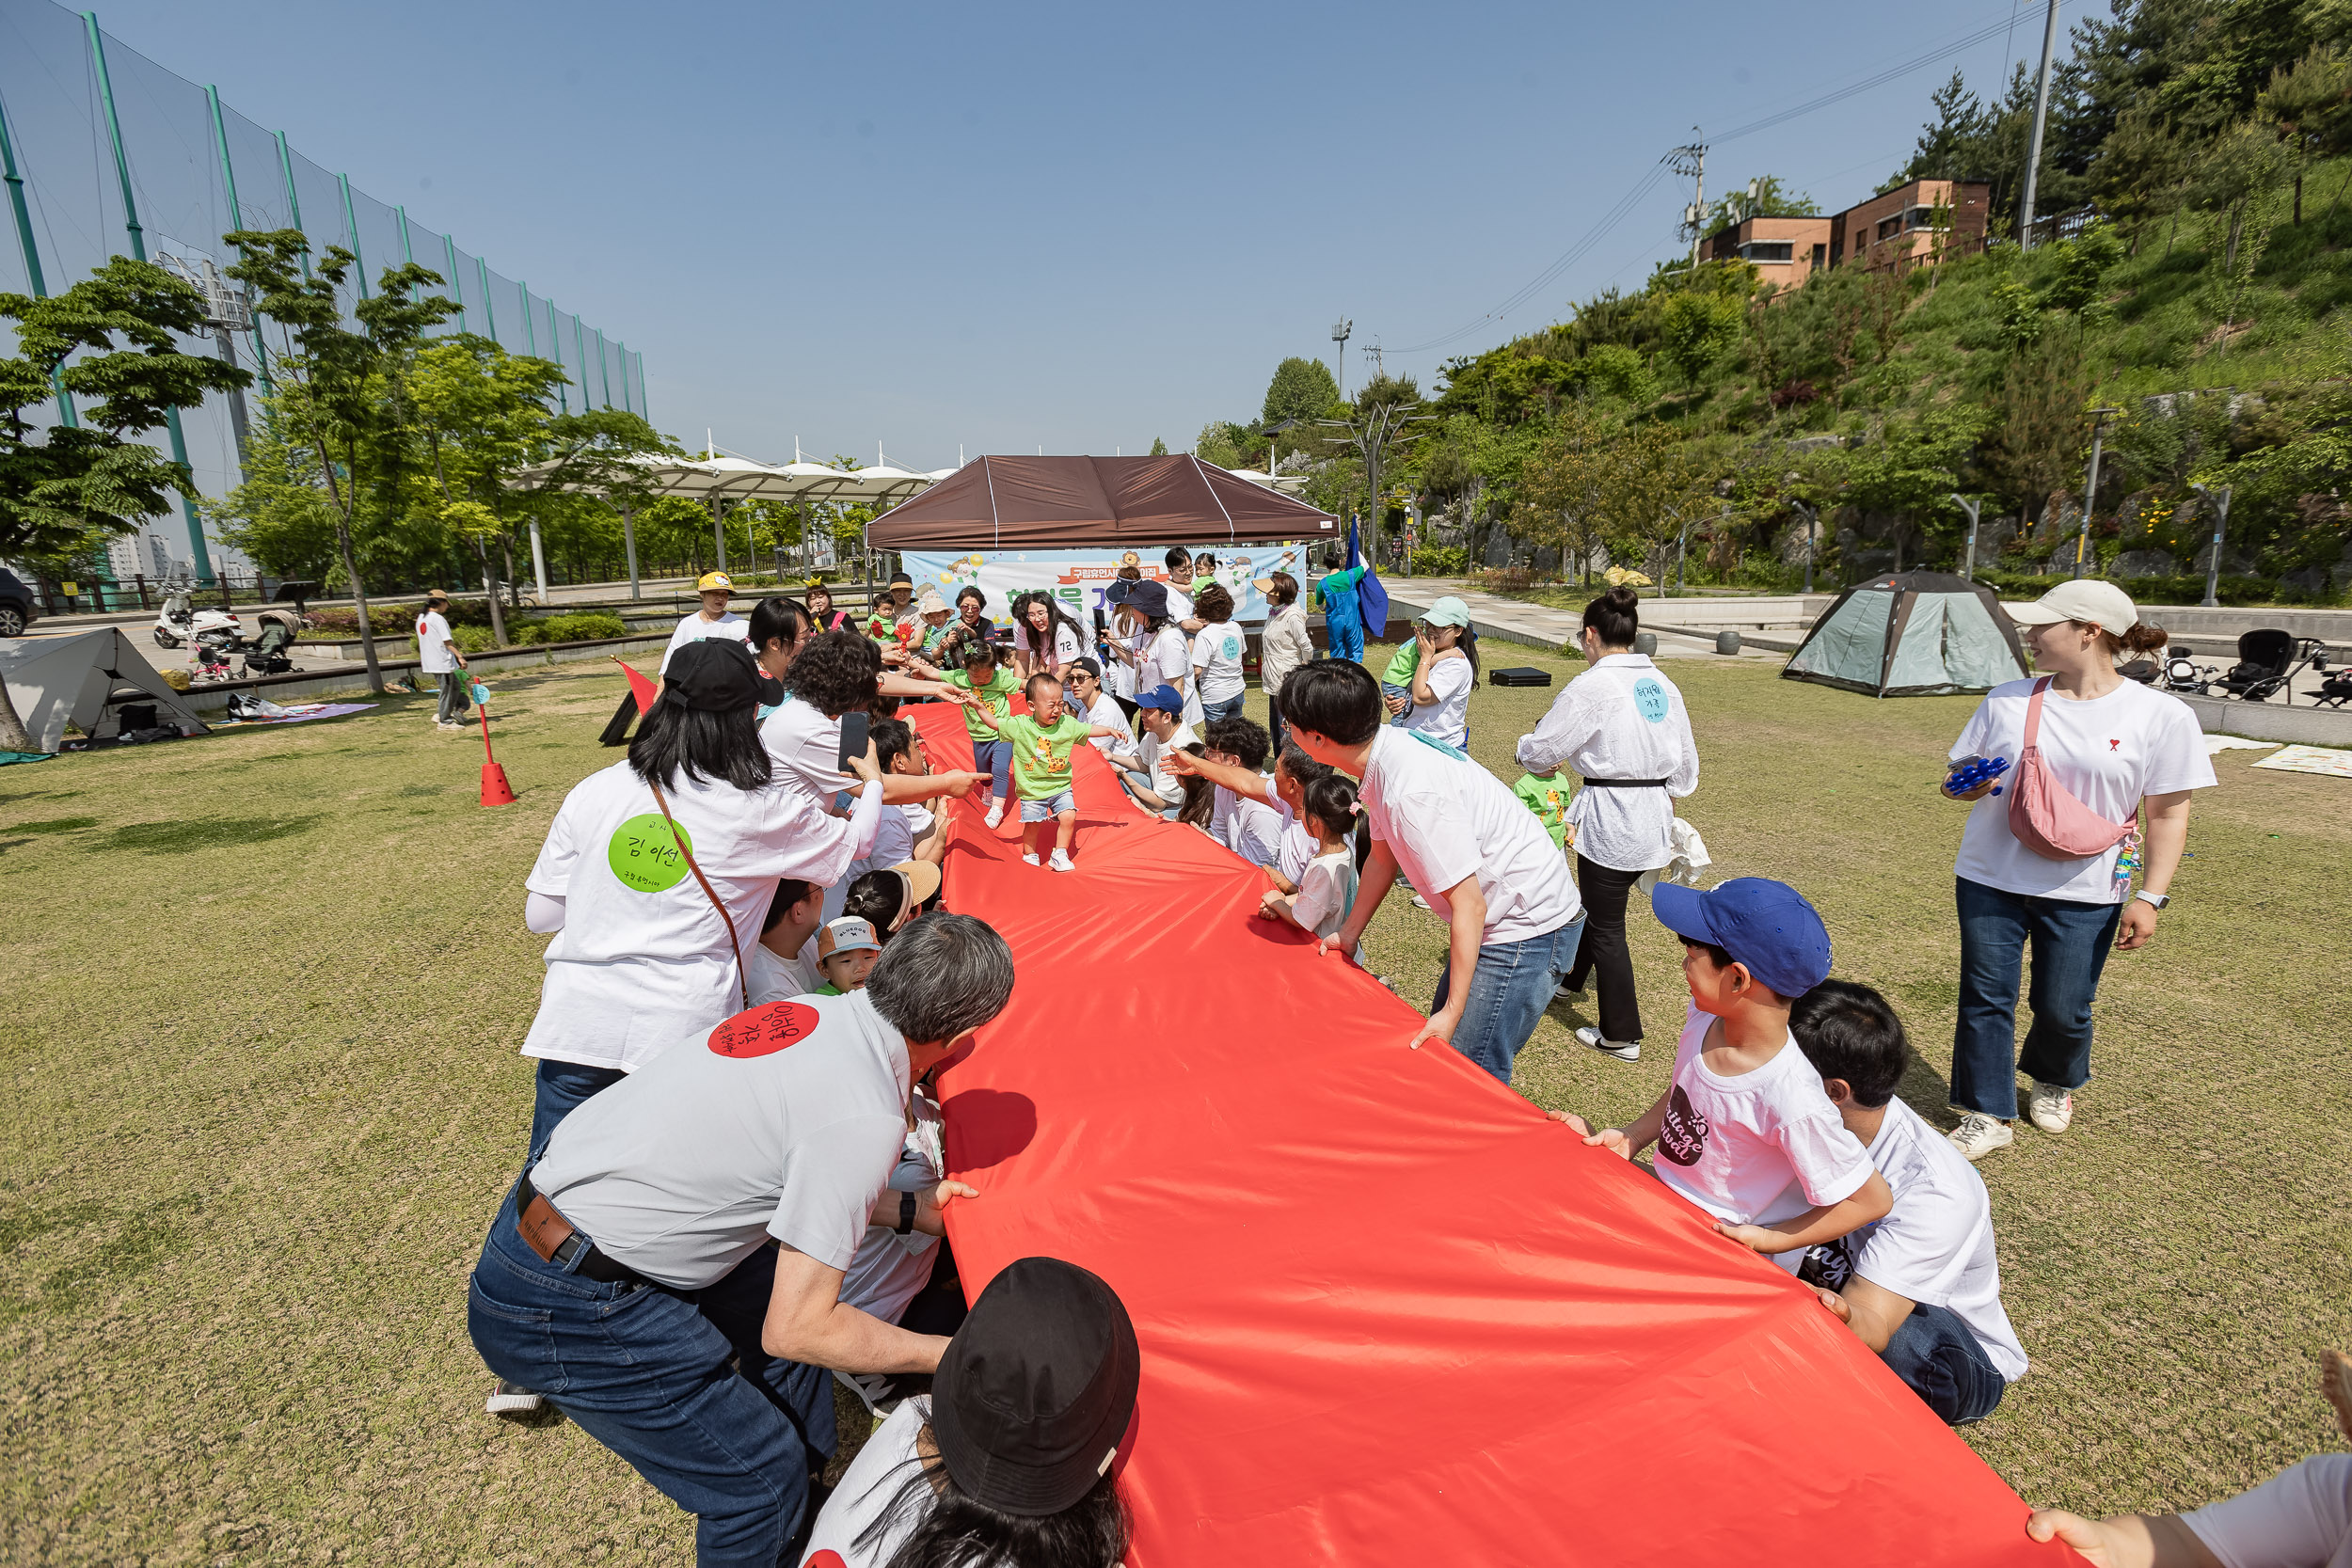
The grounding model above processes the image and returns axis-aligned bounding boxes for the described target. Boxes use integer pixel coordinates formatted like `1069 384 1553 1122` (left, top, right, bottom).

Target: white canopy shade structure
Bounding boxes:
1224 466 1312 496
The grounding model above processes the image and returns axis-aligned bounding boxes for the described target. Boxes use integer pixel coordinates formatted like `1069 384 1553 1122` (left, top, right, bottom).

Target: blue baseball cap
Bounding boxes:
1135 685 1184 713
1650 878 1833 1000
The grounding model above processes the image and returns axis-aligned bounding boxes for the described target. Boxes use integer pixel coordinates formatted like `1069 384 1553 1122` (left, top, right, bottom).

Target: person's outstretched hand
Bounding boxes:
914 1179 979 1237
940 770 980 799
1315 929 1358 960
2023 1511 2137 1568
1546 1109 1593 1136
1163 748 1202 776
1715 1221 1784 1254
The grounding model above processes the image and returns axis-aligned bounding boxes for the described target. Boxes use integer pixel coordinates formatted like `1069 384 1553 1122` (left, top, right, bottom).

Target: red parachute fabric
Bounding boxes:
908 702 2061 1567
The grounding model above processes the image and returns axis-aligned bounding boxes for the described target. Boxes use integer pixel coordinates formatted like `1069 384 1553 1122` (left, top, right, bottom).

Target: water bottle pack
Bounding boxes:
1947 755 2011 796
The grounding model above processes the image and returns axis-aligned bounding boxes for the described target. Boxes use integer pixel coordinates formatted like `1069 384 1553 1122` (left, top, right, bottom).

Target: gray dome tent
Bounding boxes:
1782 571 2027 697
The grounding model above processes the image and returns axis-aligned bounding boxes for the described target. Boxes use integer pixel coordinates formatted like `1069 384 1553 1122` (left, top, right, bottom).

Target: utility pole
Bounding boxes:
1668 136 1708 266
2019 0 2060 248
1331 318 1352 401
2191 483 2232 607
1951 493 1982 580
2074 407 2121 579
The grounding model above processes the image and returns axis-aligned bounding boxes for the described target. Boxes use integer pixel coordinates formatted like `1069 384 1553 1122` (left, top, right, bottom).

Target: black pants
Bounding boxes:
1564 854 1648 1043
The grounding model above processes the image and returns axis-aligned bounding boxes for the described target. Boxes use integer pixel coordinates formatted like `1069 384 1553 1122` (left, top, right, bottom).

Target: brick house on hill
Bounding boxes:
1704 177 1992 298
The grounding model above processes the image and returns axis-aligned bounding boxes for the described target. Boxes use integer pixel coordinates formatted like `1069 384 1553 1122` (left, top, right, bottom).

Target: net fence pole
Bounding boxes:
476 255 497 342
442 232 465 329
86 12 214 582
337 173 366 296
0 82 76 426
272 131 310 278
207 84 270 398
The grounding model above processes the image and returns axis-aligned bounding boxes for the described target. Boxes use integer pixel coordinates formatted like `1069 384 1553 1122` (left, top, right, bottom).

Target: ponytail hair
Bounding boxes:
2103 621 2169 657
1582 585 1640 649
1301 772 1359 841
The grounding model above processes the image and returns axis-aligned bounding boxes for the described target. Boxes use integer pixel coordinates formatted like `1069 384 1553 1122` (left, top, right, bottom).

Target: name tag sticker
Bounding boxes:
1634 677 1670 723
709 1001 820 1058
608 814 692 893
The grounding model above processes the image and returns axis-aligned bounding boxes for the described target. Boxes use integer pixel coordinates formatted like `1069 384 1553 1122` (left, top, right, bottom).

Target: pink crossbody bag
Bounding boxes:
2006 677 2139 862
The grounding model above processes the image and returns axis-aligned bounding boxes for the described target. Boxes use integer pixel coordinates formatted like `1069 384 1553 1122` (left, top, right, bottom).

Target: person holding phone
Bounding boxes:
762 630 983 816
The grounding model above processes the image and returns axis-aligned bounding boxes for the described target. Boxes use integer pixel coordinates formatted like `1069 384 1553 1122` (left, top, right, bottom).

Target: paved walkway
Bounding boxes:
1383 579 1786 662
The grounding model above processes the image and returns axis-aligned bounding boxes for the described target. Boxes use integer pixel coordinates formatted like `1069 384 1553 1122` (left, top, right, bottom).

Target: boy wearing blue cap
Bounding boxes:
1119 685 1197 818
1561 878 1892 1268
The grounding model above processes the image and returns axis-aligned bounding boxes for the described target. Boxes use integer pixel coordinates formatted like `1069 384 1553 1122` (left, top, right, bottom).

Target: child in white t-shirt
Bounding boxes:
1559 878 1890 1268
1261 773 1360 944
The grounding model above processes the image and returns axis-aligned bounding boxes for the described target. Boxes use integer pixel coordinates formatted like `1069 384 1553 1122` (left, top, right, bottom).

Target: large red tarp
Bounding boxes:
908 702 2059 1566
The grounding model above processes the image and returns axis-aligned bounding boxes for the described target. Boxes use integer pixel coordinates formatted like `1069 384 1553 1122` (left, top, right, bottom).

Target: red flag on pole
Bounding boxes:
614 657 659 713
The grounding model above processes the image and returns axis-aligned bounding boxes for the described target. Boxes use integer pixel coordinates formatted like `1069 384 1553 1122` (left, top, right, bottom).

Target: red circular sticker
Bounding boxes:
707 1001 820 1059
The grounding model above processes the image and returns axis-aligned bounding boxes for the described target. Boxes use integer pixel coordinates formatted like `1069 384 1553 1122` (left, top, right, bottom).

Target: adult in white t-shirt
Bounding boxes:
1190 598 1249 723
470 918 1016 1563
517 641 885 1153
661 571 751 673
1392 601 1477 750
746 878 826 1006
1516 585 1700 1057
1939 582 2216 1161
1788 980 2025 1425
1010 592 1087 683
1280 659 1583 1085
414 591 471 729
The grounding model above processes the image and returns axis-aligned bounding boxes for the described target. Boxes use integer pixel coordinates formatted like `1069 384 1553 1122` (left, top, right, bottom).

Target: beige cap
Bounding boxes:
2004 579 2138 638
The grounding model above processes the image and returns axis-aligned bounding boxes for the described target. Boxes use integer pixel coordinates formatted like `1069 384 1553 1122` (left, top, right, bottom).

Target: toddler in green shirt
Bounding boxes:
970 672 1125 871
942 641 1022 826
1512 768 1573 851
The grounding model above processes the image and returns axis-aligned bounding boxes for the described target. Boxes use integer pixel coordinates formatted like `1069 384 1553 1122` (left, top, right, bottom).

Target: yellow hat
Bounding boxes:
696 572 735 593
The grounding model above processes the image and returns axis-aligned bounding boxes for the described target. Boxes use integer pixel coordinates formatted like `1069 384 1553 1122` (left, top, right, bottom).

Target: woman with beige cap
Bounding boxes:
1939 580 2217 1161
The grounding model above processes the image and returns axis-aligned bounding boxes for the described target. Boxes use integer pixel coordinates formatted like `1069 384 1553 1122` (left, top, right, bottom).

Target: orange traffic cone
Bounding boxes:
474 682 517 807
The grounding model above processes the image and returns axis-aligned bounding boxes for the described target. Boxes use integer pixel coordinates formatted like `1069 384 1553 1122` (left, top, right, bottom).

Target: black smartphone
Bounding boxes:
836 710 870 775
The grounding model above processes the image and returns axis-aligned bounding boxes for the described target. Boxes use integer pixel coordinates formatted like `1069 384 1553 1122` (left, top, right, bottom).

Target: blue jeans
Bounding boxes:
972 738 1011 798
469 1180 835 1567
1200 693 1245 723
529 1058 627 1161
1327 618 1363 664
1951 877 2122 1119
1430 915 1586 1085
1381 679 1413 724
1267 696 1288 759
1881 1302 2007 1425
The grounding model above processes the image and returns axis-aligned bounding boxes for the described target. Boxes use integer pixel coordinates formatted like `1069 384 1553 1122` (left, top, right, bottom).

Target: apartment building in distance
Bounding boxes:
1703 176 1993 296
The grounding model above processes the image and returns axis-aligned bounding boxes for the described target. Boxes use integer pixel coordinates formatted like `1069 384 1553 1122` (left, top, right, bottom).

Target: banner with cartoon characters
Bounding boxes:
902 545 1312 626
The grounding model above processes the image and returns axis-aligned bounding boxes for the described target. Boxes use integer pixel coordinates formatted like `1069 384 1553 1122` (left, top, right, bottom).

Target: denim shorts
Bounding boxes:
1020 790 1076 822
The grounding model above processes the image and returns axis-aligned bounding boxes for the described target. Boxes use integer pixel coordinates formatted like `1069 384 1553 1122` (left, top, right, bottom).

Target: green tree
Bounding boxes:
1 257 250 562
1657 292 1741 391
226 229 458 690
1262 356 1340 427
1703 175 1820 233
1148 436 1168 456
1837 406 1991 569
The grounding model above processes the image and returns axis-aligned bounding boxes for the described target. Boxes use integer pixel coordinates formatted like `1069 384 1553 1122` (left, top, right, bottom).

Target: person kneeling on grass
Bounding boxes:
469 914 1016 1567
2022 1350 2352 1567
804 1258 1138 1568
1116 686 1197 820
968 673 1126 871
1554 879 1893 1267
1788 980 2027 1425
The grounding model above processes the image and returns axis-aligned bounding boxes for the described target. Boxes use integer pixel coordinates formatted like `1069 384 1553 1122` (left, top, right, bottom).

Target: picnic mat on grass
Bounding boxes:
2250 743 2352 777
903 701 2047 1567
2202 734 2279 752
0 750 54 766
212 702 377 728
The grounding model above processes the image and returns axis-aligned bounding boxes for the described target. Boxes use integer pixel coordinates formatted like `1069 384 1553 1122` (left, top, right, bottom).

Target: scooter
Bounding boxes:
154 592 243 652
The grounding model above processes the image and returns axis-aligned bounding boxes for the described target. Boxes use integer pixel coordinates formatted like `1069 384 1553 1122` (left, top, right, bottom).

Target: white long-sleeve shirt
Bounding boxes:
1513 653 1698 873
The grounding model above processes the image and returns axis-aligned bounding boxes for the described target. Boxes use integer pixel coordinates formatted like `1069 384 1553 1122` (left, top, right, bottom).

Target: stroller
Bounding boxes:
242 607 309 677
2313 646 2351 709
2212 629 2328 704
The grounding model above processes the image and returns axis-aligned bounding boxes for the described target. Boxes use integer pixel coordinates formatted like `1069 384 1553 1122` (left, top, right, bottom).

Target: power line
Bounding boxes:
1709 9 2042 144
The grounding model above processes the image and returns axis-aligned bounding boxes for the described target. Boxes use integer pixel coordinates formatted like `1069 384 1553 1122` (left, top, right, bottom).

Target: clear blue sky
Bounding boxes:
78 0 2066 469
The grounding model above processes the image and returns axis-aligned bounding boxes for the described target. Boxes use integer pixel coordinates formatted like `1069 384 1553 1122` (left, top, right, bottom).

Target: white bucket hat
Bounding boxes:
2004 579 2138 638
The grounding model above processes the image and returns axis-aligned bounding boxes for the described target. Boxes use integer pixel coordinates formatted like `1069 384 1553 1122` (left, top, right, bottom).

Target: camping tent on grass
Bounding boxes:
1782 571 2026 697
0 629 210 752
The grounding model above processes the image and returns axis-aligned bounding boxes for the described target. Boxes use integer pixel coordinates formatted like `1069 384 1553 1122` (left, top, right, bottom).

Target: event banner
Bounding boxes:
903 545 1311 626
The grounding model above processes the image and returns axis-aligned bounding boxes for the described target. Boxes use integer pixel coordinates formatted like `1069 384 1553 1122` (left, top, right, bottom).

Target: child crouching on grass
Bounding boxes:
1554 878 1892 1269
970 673 1125 872
1259 772 1360 944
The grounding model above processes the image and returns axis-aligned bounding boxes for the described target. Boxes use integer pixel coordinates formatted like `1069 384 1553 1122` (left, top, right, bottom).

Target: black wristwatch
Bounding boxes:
895 1192 917 1235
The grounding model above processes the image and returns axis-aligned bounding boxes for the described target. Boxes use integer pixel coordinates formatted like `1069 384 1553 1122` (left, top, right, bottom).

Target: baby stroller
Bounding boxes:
2313 646 2352 709
242 607 309 677
2212 629 2327 704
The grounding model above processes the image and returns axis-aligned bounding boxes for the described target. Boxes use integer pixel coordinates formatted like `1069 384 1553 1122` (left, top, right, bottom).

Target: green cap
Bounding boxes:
1422 595 1471 628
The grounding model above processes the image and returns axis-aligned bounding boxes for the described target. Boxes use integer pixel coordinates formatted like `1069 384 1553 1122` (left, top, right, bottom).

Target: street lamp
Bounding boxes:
2190 482 2232 608
1951 493 1982 581
2073 406 2122 580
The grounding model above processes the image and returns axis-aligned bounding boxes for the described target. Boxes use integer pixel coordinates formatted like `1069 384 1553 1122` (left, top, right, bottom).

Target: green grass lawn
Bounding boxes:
2 650 2345 1562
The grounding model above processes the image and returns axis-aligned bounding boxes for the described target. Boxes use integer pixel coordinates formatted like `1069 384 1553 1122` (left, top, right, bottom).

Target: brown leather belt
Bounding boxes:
515 1170 649 1287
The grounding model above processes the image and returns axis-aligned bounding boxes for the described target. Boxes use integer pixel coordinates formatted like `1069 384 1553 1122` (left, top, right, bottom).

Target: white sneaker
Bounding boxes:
2027 1081 2075 1133
485 1378 543 1417
1410 893 1433 911
984 799 1005 829
1048 848 1074 872
1947 1112 2014 1161
832 1367 894 1418
1021 851 1041 865
1576 1024 1639 1062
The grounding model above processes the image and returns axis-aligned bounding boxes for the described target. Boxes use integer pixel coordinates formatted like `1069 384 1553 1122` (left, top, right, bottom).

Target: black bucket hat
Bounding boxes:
930 1257 1140 1516
661 638 783 712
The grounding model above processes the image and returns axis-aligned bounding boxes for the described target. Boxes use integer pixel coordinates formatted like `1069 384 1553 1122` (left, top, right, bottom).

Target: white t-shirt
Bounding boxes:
745 937 822 1005
2183 1456 2352 1568
1082 691 1131 758
1139 722 1197 810
1652 1003 1874 1260
1359 727 1581 946
416 610 457 673
1277 817 1318 887
762 695 853 802
662 610 751 673
1227 790 1286 867
802 1398 933 1568
1804 1100 2027 1382
1949 677 2215 902
520 761 882 1072
1192 623 1248 705
1514 654 1700 873
1108 625 1146 699
1398 654 1473 749
1015 618 1086 670
1144 626 1191 701
531 990 912 1289
1165 583 1195 624
1291 847 1359 940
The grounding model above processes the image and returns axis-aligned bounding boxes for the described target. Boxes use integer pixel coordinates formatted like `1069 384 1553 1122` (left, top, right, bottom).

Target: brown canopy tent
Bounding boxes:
863 454 1340 549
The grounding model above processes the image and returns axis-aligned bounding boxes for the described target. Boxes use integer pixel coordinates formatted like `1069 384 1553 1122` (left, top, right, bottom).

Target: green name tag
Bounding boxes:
608 814 693 893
